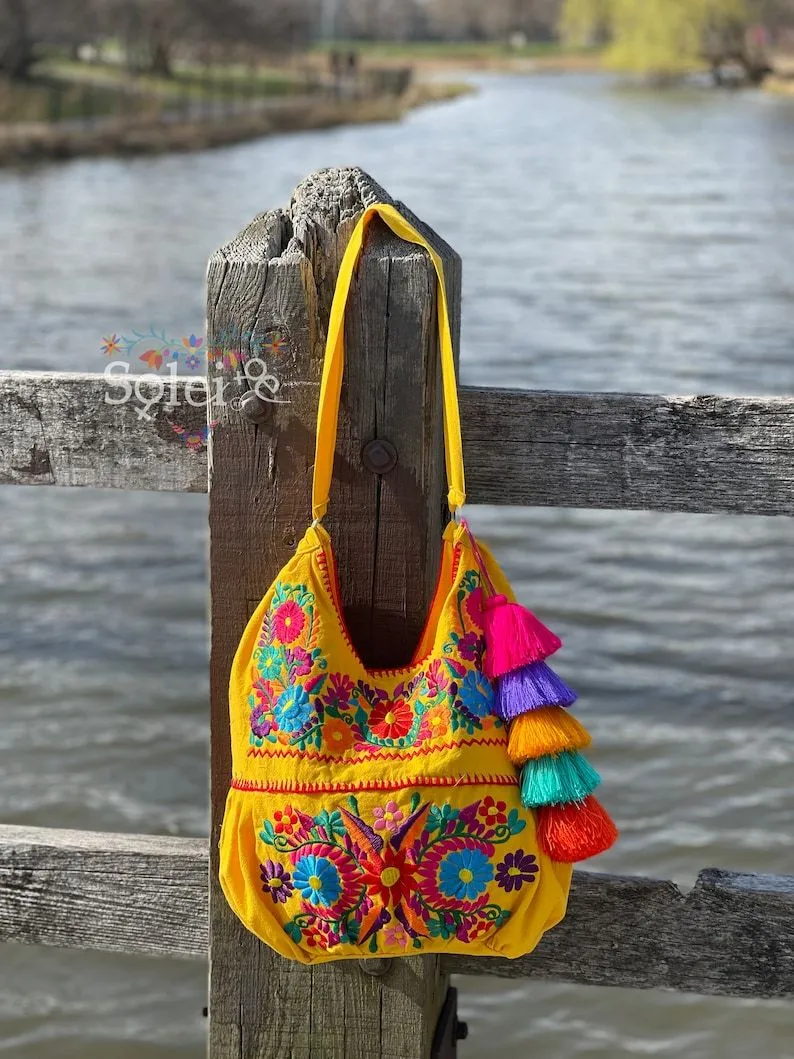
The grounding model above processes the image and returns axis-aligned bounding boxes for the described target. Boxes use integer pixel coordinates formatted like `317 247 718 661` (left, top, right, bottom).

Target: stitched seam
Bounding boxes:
246 736 509 765
230 773 519 794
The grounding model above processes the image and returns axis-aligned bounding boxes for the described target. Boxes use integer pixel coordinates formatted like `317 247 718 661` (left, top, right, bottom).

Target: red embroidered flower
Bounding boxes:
271 601 305 645
369 698 413 740
274 805 301 836
358 843 417 908
466 586 484 629
477 796 507 829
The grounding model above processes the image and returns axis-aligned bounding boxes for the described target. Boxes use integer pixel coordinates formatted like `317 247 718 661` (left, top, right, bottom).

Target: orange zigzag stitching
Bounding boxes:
246 736 508 766
231 773 519 795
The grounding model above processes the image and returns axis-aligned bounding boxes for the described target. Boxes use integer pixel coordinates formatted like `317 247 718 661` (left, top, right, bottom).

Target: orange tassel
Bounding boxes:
506 706 591 765
536 796 618 862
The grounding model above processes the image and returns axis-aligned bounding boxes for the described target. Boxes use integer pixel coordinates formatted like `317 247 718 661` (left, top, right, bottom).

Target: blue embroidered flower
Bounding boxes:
458 670 494 718
293 854 342 907
257 644 283 681
274 685 313 733
438 848 493 901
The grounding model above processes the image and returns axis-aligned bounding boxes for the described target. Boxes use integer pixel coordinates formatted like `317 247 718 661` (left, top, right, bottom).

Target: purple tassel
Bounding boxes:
495 661 577 721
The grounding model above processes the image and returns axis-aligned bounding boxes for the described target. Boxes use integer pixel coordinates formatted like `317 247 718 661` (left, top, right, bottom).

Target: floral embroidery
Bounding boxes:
260 860 293 904
249 568 502 755
373 800 405 835
494 850 539 893
258 795 529 954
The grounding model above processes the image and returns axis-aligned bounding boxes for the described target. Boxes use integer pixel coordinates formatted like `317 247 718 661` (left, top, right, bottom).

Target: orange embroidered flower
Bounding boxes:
477 796 507 828
272 601 305 645
420 704 449 741
324 717 354 754
369 698 413 740
274 805 301 836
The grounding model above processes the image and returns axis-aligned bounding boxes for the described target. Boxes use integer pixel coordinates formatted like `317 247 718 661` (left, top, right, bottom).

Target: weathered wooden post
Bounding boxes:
206 167 462 1058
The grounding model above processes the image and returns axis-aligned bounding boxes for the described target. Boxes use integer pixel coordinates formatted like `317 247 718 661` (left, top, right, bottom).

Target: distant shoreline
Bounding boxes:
0 81 473 167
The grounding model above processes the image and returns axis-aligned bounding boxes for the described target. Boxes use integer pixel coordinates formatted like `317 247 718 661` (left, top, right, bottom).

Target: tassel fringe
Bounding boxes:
507 707 591 765
495 661 577 720
537 796 619 862
520 750 600 808
483 595 562 679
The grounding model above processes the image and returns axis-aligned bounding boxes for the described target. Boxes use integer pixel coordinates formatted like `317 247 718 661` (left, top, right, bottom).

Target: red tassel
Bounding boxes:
483 595 562 679
536 796 618 862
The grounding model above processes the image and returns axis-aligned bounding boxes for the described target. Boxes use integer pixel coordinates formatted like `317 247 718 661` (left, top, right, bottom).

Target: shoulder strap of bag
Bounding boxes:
311 203 466 523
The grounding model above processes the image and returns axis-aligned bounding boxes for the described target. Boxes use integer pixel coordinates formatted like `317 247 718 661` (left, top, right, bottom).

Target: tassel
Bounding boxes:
495 661 577 720
520 750 600 808
507 707 591 765
483 595 562 679
537 795 618 862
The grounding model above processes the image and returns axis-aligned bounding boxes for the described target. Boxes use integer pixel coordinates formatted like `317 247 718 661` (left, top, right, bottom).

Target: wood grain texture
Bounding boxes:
206 167 453 1059
0 825 207 960
2 826 792 1001
0 370 207 492
4 374 793 516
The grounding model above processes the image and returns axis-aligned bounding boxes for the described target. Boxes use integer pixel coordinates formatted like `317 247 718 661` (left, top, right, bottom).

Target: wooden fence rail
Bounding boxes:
2 370 793 514
1 825 792 1000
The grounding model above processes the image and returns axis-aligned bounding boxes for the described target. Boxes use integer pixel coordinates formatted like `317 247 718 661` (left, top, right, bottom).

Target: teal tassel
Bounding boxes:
520 751 601 808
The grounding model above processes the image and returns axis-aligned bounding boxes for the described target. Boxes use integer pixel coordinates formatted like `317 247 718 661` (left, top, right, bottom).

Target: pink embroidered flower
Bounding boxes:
466 586 484 629
373 800 405 835
287 646 312 677
426 659 450 698
384 922 410 950
271 601 305 645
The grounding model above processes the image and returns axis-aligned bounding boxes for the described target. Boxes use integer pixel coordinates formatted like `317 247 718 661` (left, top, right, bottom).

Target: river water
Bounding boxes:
1 72 793 1058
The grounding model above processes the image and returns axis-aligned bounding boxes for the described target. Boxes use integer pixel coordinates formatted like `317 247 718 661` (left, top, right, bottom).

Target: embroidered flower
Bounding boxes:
260 860 293 904
324 717 355 753
477 796 508 829
369 698 413 741
273 805 301 836
273 685 313 733
495 850 538 893
324 673 355 711
426 659 450 698
438 848 493 901
457 631 484 663
272 600 306 645
466 586 484 629
419 704 449 741
287 646 313 677
315 809 345 838
384 922 410 950
256 644 283 681
373 800 405 835
293 854 342 907
250 708 273 740
458 670 493 718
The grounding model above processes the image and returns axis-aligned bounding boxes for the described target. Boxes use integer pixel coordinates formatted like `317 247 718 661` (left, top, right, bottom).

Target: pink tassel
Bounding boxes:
483 595 562 680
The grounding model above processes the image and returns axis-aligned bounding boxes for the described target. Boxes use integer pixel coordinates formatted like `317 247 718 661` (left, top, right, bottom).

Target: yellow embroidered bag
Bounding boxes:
219 204 617 964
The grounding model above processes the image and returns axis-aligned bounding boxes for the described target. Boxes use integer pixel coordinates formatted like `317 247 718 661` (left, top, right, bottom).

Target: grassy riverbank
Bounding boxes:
0 80 472 165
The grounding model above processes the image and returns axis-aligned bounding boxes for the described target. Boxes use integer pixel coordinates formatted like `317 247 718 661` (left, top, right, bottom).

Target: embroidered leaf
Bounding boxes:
506 808 526 837
259 821 276 846
410 791 420 814
340 807 384 855
369 934 379 954
392 802 431 853
347 795 360 815
284 921 303 943
305 673 327 696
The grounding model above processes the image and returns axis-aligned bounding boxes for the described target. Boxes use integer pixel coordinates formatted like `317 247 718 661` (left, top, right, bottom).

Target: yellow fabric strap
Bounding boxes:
311 203 466 522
